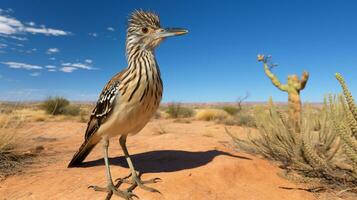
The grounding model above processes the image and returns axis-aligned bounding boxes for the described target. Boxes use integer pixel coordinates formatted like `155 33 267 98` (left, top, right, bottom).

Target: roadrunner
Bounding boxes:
68 10 187 199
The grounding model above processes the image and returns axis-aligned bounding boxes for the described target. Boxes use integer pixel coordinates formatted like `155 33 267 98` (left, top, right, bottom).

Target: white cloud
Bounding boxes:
27 21 35 26
0 13 71 37
107 27 115 31
25 27 70 36
48 69 56 72
45 65 56 69
0 23 16 34
88 33 98 37
47 48 59 54
30 72 40 77
62 62 94 70
24 48 36 54
85 59 92 63
49 57 56 60
0 43 7 48
60 66 77 73
0 34 27 40
2 61 42 70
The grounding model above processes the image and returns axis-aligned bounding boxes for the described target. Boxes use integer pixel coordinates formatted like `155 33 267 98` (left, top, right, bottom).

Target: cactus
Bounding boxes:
258 55 309 133
335 73 357 170
228 71 357 188
336 73 357 137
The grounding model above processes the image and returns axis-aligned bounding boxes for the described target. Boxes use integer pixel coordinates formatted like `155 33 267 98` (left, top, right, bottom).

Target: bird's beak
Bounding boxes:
157 28 188 38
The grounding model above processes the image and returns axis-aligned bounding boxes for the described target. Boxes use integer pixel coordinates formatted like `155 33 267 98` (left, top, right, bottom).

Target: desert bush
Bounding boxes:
166 103 194 118
42 96 69 115
195 109 229 121
228 89 357 189
62 104 80 116
42 96 80 116
221 106 240 116
235 114 256 127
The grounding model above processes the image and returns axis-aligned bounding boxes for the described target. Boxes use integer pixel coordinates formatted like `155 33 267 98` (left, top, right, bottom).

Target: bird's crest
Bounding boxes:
128 10 160 29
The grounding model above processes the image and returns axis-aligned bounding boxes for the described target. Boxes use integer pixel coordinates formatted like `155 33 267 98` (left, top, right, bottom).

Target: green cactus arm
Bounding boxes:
301 139 331 171
342 101 357 137
335 122 357 153
336 73 357 120
297 71 309 90
263 62 288 91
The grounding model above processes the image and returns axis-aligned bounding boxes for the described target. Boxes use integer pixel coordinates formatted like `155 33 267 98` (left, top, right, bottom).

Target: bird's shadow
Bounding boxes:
79 150 251 173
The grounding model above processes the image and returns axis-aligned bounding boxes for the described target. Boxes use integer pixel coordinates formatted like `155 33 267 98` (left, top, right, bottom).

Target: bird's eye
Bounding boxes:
141 27 149 34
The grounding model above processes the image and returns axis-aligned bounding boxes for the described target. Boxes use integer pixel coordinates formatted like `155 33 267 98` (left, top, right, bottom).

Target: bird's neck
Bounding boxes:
126 45 160 76
121 44 163 105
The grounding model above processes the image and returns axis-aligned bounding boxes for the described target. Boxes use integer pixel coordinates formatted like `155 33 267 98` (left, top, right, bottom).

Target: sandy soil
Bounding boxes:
0 119 316 200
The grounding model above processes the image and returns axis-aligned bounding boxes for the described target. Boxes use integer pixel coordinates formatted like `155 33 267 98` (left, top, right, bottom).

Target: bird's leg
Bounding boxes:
116 135 161 193
89 139 138 200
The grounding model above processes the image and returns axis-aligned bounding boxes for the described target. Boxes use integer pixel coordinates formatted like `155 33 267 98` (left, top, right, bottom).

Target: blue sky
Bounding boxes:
0 0 356 102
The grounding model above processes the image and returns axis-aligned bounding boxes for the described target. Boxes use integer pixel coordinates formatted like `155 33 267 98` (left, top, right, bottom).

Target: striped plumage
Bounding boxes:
68 10 187 199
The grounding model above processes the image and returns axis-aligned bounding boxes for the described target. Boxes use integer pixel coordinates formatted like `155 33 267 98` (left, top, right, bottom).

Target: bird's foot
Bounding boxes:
115 171 162 193
88 181 138 200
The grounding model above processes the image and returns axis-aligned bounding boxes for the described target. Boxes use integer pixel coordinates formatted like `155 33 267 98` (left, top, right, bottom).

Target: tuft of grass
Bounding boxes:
195 109 229 121
166 103 194 118
221 106 240 116
0 105 33 179
62 104 80 116
41 96 80 116
220 113 256 127
153 123 167 135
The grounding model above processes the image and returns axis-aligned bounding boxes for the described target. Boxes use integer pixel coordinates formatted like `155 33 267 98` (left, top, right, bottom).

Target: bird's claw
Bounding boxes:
115 172 162 194
88 183 139 200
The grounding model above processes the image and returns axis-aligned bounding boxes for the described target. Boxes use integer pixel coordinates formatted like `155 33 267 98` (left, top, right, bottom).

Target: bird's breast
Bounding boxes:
99 63 163 138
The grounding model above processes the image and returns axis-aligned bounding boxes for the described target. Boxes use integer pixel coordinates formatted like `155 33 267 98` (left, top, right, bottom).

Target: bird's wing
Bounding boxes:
84 75 123 141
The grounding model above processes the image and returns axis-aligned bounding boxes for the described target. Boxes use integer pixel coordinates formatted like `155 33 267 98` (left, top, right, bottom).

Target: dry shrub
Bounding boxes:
195 109 229 121
166 103 194 118
220 113 256 127
42 96 80 116
221 106 240 116
152 123 167 135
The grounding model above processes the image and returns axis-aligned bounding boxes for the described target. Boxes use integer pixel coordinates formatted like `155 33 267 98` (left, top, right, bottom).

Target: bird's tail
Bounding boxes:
68 135 101 168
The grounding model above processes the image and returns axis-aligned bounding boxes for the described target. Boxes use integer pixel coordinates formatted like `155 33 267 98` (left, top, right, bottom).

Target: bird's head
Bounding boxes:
126 10 188 52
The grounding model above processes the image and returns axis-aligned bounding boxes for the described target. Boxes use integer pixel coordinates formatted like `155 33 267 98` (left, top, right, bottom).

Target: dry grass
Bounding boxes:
166 103 195 118
0 101 95 178
195 108 229 121
0 104 34 179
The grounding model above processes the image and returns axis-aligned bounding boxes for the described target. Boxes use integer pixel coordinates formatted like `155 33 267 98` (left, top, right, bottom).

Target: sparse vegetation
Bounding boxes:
195 109 229 121
219 113 256 127
153 123 167 135
228 73 357 191
166 103 194 118
41 96 80 116
221 106 240 116
0 105 32 179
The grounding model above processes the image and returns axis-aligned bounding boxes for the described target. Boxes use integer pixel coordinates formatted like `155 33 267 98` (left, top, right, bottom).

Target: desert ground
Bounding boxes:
0 118 318 200
1 101 356 200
